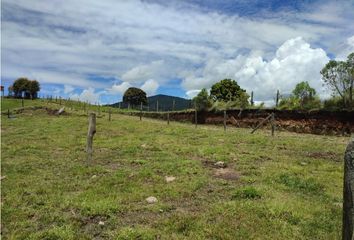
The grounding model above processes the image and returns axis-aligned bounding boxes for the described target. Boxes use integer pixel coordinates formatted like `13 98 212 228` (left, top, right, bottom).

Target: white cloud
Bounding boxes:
70 87 101 104
186 90 201 99
107 82 132 95
64 84 75 94
182 37 329 102
141 79 159 96
121 60 166 84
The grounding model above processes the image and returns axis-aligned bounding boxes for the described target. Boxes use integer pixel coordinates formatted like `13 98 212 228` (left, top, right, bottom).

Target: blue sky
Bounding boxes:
2 0 354 105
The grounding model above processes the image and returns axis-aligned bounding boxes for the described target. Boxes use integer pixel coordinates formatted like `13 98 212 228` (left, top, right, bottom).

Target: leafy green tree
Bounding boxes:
192 88 212 111
123 87 147 106
292 81 316 107
320 52 354 109
28 80 40 99
12 77 29 98
279 82 321 110
210 79 247 102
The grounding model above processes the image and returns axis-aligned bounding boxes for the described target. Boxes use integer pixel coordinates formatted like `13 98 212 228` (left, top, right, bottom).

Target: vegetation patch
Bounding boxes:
276 173 324 195
232 186 262 200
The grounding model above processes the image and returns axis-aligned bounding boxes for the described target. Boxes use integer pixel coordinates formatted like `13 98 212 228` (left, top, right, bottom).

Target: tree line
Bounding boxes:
193 52 354 111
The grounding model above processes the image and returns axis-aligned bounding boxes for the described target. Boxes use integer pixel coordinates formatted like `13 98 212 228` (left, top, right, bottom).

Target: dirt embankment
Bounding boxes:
131 109 354 136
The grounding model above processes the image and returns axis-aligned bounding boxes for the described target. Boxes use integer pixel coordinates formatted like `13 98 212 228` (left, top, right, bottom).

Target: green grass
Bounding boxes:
1 99 348 239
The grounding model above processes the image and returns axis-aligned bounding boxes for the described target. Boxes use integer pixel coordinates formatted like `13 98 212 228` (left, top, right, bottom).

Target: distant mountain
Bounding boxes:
109 94 192 111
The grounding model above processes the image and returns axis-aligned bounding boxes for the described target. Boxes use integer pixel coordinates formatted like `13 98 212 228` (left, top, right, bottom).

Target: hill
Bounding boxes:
109 94 192 111
1 99 345 238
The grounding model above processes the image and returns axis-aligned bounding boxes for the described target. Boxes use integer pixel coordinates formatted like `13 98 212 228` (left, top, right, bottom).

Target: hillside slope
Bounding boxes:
110 94 192 111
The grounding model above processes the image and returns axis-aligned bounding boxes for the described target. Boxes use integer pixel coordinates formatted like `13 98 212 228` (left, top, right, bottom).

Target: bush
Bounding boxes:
323 97 345 111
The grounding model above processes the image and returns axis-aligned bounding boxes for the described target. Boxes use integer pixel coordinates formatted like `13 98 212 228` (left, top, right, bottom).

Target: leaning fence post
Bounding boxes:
86 113 96 164
223 110 227 132
343 138 354 240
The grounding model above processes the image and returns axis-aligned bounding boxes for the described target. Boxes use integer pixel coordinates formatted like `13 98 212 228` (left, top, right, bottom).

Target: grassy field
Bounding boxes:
1 99 348 239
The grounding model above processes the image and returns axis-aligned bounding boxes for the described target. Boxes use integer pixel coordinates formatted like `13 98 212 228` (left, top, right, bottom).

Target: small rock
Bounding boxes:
300 162 307 166
146 196 158 204
141 144 147 148
91 175 97 179
159 209 164 213
0 176 6 181
165 176 176 183
214 161 226 168
98 221 105 226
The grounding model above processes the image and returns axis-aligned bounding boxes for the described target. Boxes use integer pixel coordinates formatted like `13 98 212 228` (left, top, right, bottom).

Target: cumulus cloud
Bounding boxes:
186 90 201 99
107 82 132 95
121 61 165 84
182 37 329 103
141 79 159 96
70 87 101 104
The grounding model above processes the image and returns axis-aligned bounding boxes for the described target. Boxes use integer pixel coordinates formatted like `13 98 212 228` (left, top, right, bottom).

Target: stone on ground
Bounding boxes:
165 176 176 183
146 196 158 204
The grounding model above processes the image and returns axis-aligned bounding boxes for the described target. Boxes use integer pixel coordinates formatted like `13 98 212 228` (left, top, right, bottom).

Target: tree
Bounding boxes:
292 81 316 107
278 81 321 110
193 88 212 111
12 77 29 98
320 52 354 109
210 79 247 102
123 87 147 106
28 80 40 99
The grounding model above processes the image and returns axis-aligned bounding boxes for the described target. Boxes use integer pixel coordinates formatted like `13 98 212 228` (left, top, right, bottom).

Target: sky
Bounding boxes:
1 0 354 105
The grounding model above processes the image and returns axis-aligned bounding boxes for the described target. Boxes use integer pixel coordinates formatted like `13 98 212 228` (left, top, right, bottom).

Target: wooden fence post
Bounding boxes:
22 97 24 107
251 91 254 106
271 113 275 136
167 112 170 125
7 109 10 118
276 90 280 107
343 138 354 240
156 100 159 112
140 102 143 121
172 99 175 111
109 109 111 121
223 110 227 132
86 113 96 164
194 103 197 128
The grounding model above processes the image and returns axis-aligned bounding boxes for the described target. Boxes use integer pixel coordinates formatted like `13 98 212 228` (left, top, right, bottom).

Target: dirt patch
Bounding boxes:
212 168 240 180
307 151 340 162
201 160 240 181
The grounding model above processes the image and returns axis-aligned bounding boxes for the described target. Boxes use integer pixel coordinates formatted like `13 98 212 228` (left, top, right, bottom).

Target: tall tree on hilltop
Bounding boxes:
123 87 147 107
210 79 246 102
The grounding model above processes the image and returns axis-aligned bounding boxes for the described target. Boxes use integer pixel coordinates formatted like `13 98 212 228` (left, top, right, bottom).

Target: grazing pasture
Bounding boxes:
1 100 348 239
